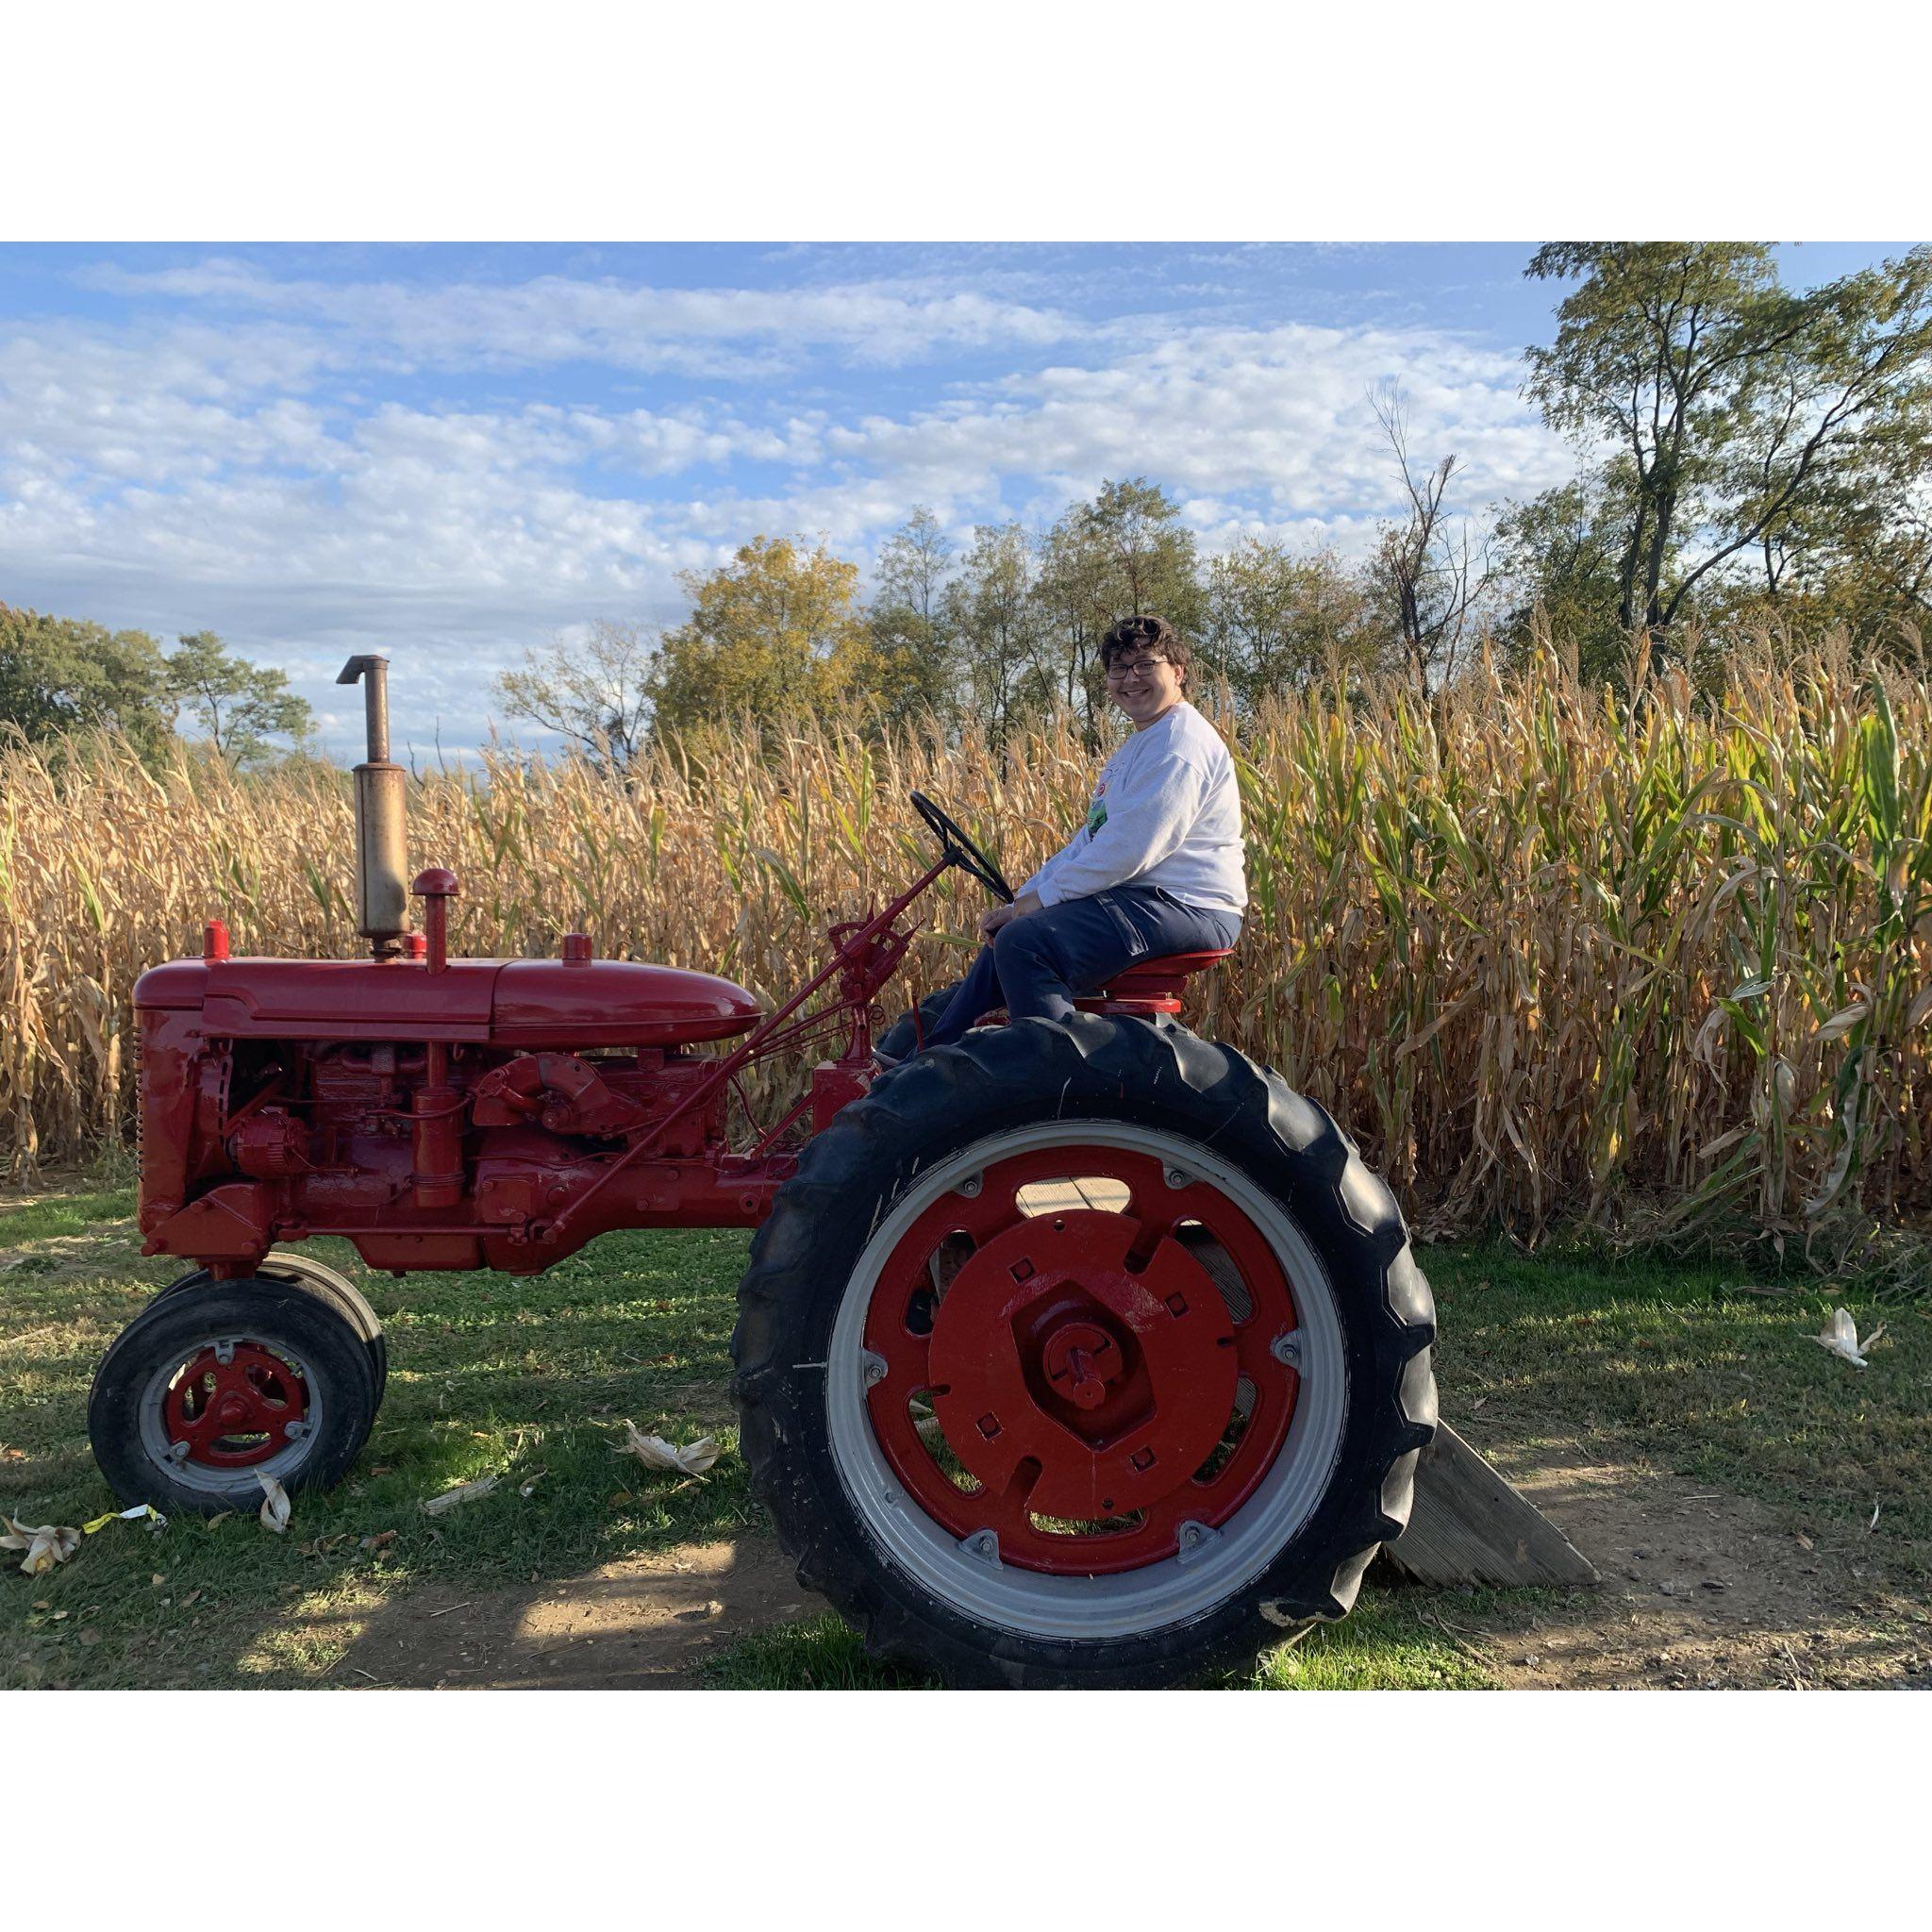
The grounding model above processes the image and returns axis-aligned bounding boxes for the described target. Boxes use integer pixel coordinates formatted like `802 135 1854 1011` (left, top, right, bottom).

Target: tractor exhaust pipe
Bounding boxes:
337 655 409 959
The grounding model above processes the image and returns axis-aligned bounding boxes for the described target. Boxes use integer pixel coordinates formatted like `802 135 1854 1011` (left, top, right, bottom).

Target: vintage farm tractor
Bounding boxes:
89 656 1438 1688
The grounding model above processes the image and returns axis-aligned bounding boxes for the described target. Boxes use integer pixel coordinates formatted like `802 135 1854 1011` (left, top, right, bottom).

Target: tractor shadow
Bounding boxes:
334 1534 806 1689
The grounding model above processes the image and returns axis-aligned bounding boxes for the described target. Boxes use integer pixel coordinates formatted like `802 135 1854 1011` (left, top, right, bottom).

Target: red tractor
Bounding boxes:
90 657 1436 1687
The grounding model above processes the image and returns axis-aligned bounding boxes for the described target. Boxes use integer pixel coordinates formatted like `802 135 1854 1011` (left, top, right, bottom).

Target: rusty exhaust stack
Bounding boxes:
337 655 408 959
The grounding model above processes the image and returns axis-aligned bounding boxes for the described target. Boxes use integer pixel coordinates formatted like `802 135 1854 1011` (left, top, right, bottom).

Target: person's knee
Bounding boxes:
992 914 1051 970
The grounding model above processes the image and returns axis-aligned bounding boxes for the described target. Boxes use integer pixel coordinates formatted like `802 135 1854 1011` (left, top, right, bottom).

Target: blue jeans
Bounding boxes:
915 885 1242 1053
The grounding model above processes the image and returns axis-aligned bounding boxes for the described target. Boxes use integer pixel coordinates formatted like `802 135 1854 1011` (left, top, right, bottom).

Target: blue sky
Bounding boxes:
0 241 1907 757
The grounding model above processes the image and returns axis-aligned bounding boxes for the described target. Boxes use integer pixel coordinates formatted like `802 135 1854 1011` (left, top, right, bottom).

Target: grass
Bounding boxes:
701 1591 1519 1690
3 1178 1926 1689
0 1179 761 1688
1424 1241 1932 1580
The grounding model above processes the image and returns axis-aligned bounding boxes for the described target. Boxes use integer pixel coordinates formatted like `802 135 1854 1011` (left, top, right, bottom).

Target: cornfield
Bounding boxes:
5 634 1931 1265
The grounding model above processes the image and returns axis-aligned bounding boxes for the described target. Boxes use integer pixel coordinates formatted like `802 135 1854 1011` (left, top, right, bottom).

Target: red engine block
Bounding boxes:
131 948 826 1278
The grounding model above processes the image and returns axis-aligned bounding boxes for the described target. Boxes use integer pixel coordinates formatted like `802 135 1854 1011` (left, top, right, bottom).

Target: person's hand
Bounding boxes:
978 890 1041 942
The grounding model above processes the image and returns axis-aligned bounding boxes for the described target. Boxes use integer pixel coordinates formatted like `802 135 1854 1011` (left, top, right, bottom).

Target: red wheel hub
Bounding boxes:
929 1214 1237 1520
163 1342 309 1468
862 1146 1302 1575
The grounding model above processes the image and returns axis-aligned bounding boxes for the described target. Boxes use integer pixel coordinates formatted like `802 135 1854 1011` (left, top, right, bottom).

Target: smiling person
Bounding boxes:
881 613 1246 1063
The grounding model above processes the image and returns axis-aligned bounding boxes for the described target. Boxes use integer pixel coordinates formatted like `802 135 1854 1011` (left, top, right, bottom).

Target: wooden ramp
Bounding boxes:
1384 1422 1600 1589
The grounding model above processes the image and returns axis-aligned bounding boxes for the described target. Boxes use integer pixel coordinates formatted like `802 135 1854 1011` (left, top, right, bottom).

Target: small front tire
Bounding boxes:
155 1251 388 1403
89 1277 377 1514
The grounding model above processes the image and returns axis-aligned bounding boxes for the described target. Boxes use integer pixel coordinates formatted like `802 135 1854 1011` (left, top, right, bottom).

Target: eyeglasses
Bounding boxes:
1106 655 1170 683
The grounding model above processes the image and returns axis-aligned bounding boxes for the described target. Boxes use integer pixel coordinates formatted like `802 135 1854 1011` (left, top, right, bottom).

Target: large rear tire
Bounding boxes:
874 987 959 1062
731 1012 1437 1689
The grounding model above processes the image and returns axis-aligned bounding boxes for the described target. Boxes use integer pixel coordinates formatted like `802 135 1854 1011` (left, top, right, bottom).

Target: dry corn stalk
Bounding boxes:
6 627 1932 1261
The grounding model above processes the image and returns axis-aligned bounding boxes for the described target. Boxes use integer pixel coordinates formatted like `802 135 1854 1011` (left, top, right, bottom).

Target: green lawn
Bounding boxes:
3 1175 1925 1690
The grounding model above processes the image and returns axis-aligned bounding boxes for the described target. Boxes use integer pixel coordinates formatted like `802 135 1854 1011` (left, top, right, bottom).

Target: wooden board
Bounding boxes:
1382 1422 1600 1590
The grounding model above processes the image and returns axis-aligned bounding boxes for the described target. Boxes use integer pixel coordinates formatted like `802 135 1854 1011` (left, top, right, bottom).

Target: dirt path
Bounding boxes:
1466 1436 1927 1689
327 1430 1930 1690
336 1538 808 1689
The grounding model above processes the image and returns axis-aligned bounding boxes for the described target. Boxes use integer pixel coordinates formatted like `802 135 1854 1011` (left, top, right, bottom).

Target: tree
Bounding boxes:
1491 477 1632 680
942 522 1054 745
0 603 176 757
647 535 869 737
862 508 960 731
493 619 658 767
1367 384 1489 692
1202 536 1391 707
165 632 313 766
1524 242 1932 643
1035 479 1204 736
874 507 955 639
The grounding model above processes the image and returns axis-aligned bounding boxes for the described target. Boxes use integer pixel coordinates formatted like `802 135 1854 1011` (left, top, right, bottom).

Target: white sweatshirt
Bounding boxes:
1020 701 1247 916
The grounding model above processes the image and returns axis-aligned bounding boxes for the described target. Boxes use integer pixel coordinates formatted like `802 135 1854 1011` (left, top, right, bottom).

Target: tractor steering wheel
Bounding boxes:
910 791 1015 904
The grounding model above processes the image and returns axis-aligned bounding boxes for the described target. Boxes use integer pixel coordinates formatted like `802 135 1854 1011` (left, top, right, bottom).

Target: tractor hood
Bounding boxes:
133 956 762 1048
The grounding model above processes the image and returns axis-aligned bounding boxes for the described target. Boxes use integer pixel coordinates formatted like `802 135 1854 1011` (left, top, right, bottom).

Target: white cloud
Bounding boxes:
1 258 1576 753
75 258 1083 374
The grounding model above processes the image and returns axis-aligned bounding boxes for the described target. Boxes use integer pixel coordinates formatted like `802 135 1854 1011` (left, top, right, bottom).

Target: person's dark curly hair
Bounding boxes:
1099 613 1191 684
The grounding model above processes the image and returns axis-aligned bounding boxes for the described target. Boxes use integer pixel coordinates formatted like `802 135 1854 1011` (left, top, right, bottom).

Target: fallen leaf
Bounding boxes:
258 1474 291 1534
613 1421 720 1475
205 1510 234 1529
420 1475 499 1517
151 1573 167 1587
1811 1307 1884 1368
518 1468 548 1499
359 1528 399 1553
2 1516 82 1576
180 1588 203 1607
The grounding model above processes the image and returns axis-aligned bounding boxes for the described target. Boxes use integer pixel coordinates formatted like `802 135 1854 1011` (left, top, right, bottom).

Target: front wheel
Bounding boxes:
89 1277 378 1514
154 1250 388 1403
732 1013 1437 1689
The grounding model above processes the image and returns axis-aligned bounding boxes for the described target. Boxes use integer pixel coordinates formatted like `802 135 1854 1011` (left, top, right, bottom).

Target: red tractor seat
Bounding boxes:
1074 948 1234 1018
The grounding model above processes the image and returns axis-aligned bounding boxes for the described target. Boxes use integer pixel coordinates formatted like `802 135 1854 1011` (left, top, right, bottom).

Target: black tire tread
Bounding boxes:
874 987 959 1063
731 1011 1437 1689
89 1277 378 1514
155 1252 387 1403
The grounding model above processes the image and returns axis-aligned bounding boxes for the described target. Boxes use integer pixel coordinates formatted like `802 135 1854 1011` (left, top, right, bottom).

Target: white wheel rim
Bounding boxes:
824 1122 1350 1641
